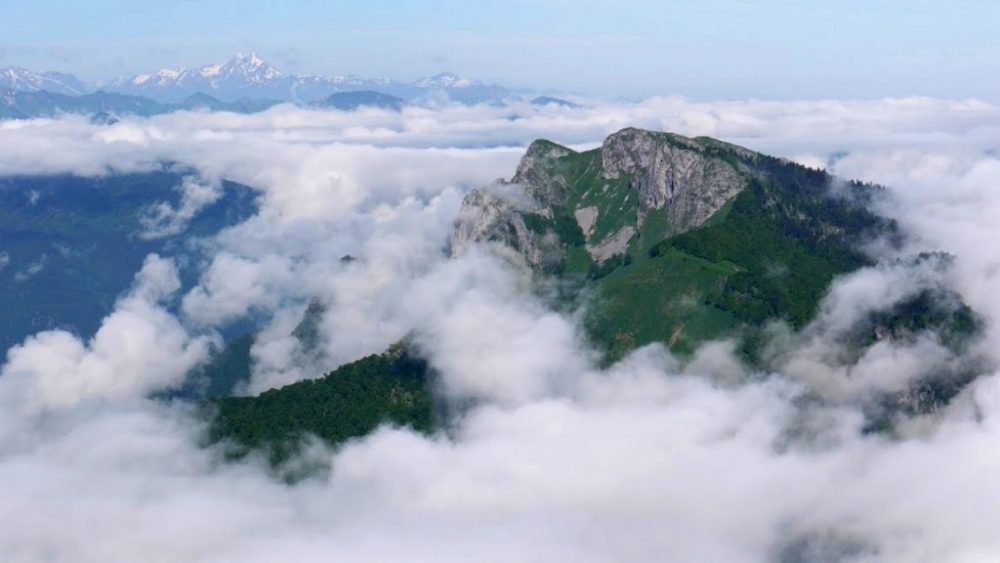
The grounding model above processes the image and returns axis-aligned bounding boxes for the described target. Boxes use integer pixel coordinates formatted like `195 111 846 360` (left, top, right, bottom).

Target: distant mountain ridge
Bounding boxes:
0 88 284 119
0 52 514 105
315 90 406 111
1 88 420 120
0 67 89 95
0 89 166 119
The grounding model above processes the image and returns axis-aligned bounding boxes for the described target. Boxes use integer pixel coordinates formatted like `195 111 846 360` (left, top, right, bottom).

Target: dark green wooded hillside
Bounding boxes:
649 178 878 328
207 343 435 464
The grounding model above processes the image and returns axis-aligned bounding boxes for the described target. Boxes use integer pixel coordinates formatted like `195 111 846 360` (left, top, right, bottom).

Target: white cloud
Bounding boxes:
1 97 1000 560
1 255 215 411
138 175 224 239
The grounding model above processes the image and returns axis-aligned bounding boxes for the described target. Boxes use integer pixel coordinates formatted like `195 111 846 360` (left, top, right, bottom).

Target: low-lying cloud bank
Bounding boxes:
1 97 1000 561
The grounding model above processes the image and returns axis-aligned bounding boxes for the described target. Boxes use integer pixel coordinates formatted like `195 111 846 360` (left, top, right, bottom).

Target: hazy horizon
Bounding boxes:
5 0 1000 100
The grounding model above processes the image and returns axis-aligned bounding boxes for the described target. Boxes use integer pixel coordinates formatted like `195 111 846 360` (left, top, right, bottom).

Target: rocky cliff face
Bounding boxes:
511 140 572 205
449 185 552 268
450 127 751 269
600 128 745 233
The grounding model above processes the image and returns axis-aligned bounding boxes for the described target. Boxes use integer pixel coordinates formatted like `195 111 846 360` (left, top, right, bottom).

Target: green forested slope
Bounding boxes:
207 343 435 464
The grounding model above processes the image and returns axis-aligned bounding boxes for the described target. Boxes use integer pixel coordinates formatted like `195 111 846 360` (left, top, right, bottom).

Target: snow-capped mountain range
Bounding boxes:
0 67 89 96
0 52 512 104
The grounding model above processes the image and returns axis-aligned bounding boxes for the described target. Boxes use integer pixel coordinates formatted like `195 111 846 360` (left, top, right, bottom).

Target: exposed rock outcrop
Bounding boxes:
450 128 750 268
511 139 572 205
587 226 636 263
449 183 550 268
600 128 745 233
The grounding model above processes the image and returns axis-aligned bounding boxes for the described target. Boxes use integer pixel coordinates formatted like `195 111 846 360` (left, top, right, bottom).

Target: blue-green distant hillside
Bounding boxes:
0 171 258 353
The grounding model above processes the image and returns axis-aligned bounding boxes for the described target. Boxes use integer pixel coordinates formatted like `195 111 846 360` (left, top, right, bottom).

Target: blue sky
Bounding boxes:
3 0 999 100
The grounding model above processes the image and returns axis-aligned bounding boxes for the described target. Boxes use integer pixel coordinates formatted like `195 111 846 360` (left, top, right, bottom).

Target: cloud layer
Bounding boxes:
1 97 1000 561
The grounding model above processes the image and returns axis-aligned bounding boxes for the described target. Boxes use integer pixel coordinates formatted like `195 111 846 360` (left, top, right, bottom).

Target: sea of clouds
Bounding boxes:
1 96 1000 561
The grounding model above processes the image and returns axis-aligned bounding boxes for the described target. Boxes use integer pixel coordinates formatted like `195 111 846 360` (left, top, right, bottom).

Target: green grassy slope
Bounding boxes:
587 248 740 358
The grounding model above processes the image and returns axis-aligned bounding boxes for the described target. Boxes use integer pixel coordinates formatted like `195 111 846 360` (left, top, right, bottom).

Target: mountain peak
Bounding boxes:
226 51 269 73
215 51 282 81
452 128 894 358
415 72 477 89
602 127 702 153
455 128 753 272
233 51 264 66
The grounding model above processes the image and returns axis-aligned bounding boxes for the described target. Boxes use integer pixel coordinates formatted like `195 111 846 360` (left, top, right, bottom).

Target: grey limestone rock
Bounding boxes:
600 127 745 234
451 128 749 268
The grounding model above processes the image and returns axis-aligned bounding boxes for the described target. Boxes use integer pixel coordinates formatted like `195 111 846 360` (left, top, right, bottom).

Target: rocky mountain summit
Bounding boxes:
452 127 895 355
454 128 767 270
600 128 746 231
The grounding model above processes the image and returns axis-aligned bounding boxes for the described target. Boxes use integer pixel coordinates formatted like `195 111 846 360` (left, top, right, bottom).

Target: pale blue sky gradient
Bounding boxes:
3 0 999 99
